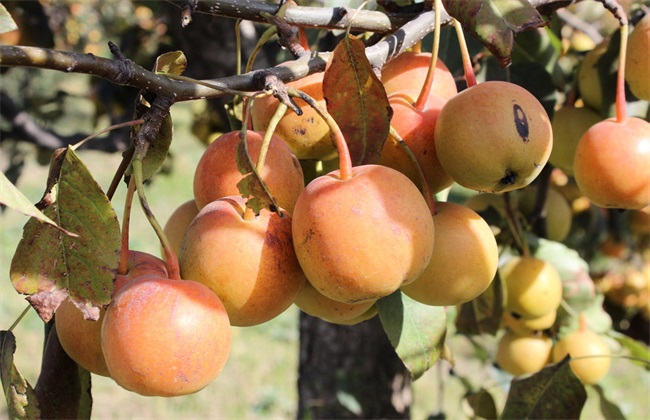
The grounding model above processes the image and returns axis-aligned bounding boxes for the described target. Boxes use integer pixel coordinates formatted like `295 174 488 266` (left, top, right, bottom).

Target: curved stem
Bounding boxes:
118 176 136 275
615 23 628 123
246 26 278 74
453 19 477 88
131 156 180 280
503 192 528 257
235 19 242 77
8 304 31 332
293 89 353 181
257 102 288 173
71 119 144 151
414 0 442 111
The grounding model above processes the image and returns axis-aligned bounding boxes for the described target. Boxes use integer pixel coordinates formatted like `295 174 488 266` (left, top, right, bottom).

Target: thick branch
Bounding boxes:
165 0 433 33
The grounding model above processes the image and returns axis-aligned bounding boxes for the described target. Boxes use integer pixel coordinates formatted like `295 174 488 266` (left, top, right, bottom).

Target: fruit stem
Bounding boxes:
414 0 442 111
131 156 181 281
559 299 579 319
293 88 354 181
503 192 529 257
389 126 436 214
615 23 628 123
257 102 288 173
71 119 145 151
246 25 277 74
8 304 31 332
118 176 136 276
453 19 477 88
578 311 588 332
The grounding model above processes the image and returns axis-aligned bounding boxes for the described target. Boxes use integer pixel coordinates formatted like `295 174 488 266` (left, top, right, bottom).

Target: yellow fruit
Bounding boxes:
549 106 602 175
295 281 378 325
496 330 553 376
553 327 611 385
434 81 553 193
401 202 498 306
577 40 609 111
500 256 563 319
502 310 557 335
518 186 573 242
626 14 650 101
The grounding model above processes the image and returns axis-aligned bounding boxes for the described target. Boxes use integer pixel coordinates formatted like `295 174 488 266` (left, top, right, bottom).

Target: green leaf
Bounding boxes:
443 0 546 67
323 34 391 166
10 148 121 323
0 4 18 35
455 270 504 336
593 384 626 420
502 357 587 419
127 110 174 181
465 389 497 419
608 331 650 370
153 51 187 76
0 172 76 236
377 291 447 380
1 331 41 419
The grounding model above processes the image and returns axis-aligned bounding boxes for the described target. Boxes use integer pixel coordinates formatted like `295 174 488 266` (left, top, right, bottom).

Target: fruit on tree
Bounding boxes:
625 14 650 101
500 256 563 319
292 164 434 304
380 52 457 100
434 81 553 193
101 276 231 397
55 250 168 377
502 310 557 336
518 185 573 243
573 117 650 209
548 105 602 175
401 202 498 306
496 330 553 376
577 40 609 111
179 196 306 326
295 281 378 325
193 130 305 212
55 300 110 377
552 324 611 385
250 71 337 161
163 199 199 257
379 90 453 195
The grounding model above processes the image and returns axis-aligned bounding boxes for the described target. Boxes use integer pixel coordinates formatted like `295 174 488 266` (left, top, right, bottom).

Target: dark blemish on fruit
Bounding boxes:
513 104 529 142
295 127 307 136
500 170 517 186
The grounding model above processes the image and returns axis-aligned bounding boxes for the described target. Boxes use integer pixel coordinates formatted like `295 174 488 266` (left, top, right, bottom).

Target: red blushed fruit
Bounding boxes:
193 130 304 213
381 52 458 100
379 90 454 195
179 196 306 327
101 276 232 397
573 117 650 209
292 164 435 304
54 250 168 377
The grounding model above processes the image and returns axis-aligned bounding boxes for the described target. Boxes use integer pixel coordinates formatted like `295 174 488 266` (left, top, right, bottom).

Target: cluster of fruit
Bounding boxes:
55 250 232 397
497 256 611 384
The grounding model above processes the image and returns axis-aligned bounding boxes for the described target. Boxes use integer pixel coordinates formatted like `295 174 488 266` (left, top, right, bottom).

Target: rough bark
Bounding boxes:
298 313 411 419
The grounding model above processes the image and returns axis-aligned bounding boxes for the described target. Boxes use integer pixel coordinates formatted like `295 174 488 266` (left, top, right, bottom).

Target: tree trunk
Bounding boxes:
297 313 411 419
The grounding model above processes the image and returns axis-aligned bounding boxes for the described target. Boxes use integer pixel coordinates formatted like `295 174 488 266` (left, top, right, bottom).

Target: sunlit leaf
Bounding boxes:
0 172 75 236
154 50 187 76
10 148 121 322
0 4 18 34
455 271 504 335
323 34 392 166
502 357 586 419
377 291 447 380
443 0 546 67
1 331 41 419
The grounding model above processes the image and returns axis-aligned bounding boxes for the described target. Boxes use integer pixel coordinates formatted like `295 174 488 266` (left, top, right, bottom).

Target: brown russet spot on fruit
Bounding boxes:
513 104 529 142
